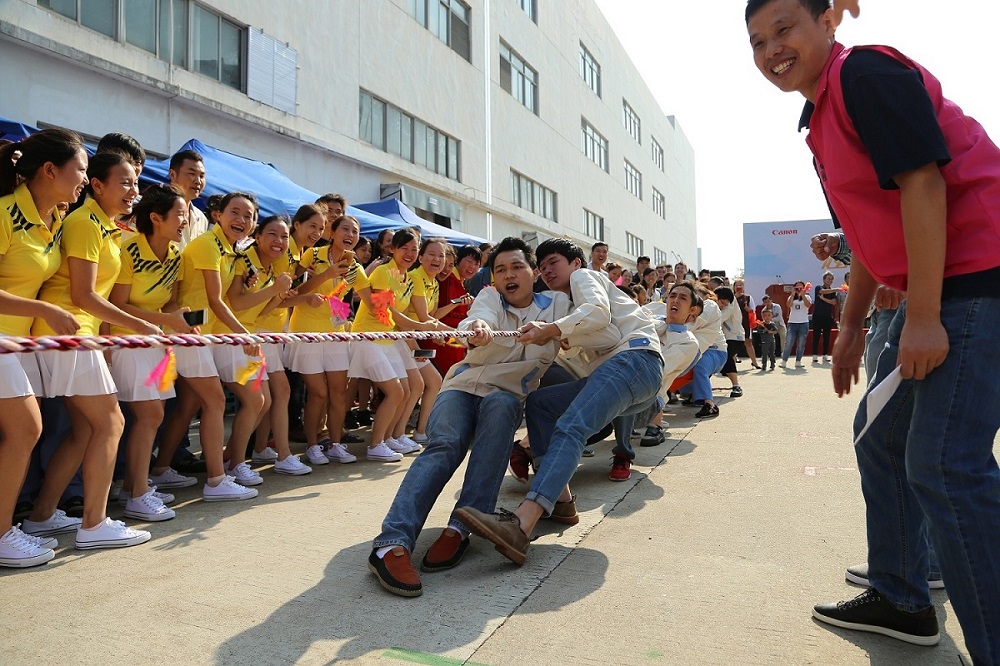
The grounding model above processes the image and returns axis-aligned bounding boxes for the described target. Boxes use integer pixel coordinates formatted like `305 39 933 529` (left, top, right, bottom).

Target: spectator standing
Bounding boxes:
782 281 811 368
812 271 837 362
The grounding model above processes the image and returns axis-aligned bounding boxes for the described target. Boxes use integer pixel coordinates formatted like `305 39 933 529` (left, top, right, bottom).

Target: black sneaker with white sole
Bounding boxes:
812 588 940 646
730 385 743 398
640 425 665 446
845 562 945 590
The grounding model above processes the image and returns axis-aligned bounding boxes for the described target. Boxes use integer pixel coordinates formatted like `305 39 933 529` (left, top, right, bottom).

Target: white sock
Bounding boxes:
375 546 394 559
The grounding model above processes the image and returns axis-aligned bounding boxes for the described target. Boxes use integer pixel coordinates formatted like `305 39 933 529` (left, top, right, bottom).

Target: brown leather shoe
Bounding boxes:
368 547 422 597
548 495 580 525
452 507 528 566
420 529 470 572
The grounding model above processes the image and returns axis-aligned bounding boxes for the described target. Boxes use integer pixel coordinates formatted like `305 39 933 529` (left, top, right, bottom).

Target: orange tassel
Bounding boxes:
144 349 177 393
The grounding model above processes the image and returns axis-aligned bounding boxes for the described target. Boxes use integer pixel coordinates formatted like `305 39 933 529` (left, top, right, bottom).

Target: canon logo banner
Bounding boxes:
743 219 847 300
772 229 798 236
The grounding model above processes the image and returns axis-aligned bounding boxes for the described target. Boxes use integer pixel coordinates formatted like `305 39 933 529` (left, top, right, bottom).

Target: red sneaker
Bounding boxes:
609 454 631 482
508 443 532 483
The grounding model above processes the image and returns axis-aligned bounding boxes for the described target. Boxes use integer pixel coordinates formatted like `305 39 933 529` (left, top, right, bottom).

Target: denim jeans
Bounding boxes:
864 306 897 386
18 398 82 504
373 389 522 552
782 322 808 363
524 350 662 513
855 298 1000 665
760 334 776 367
683 347 727 403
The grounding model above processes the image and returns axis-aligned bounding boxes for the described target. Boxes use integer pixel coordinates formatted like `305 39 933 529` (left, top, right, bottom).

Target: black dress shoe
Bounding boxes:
695 403 719 418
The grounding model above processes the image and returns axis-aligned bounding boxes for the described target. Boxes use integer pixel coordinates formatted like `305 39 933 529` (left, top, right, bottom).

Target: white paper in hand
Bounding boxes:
854 366 904 444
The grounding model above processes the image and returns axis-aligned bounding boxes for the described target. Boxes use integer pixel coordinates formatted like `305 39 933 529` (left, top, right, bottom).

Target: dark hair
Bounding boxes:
133 184 185 235
418 236 448 257
643 267 656 278
669 280 704 310
591 242 608 252
535 238 585 268
329 214 359 234
255 214 289 236
746 0 830 22
97 133 145 167
168 149 204 172
478 242 493 252
699 269 712 277
391 228 419 249
205 194 225 215
292 203 325 226
617 283 637 300
489 236 536 270
80 151 133 205
0 127 85 196
316 193 347 209
456 244 482 264
219 191 257 213
353 236 372 252
714 286 735 303
637 255 650 264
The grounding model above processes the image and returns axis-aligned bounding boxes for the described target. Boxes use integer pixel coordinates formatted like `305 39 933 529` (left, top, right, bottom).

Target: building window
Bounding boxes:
410 0 472 61
360 90 461 181
581 119 608 172
627 232 644 258
584 209 605 241
517 0 537 23
39 0 246 91
654 247 670 266
579 43 601 97
500 41 538 114
623 100 641 145
653 188 665 219
624 160 642 200
651 137 664 171
511 170 557 222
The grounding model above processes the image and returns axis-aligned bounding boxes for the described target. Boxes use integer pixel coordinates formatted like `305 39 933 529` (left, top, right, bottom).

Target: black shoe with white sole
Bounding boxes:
812 588 940 646
845 562 945 590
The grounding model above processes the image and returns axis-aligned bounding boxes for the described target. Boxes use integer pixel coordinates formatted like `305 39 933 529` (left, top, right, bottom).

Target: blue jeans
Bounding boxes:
782 322 808 363
525 350 662 513
18 398 83 504
373 389 522 552
683 347 727 403
856 298 1000 665
864 306 897 386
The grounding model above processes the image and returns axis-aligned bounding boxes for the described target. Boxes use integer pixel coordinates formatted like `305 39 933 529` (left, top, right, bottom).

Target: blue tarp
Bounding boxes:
0 116 38 142
353 198 486 246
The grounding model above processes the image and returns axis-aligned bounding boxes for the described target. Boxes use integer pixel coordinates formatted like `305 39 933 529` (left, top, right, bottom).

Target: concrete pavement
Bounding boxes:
0 359 982 665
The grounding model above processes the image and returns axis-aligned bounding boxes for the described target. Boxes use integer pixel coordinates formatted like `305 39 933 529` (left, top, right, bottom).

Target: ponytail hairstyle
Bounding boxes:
133 184 185 236
0 127 85 196
66 151 132 214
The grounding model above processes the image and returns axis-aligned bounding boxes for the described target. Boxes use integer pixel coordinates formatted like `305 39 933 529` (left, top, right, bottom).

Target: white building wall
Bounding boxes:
0 0 696 264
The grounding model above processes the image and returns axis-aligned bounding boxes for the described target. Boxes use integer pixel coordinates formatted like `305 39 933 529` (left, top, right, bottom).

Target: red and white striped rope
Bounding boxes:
0 329 520 355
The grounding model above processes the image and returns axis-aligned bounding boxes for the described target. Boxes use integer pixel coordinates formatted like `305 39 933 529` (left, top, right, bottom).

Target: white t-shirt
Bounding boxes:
787 297 810 324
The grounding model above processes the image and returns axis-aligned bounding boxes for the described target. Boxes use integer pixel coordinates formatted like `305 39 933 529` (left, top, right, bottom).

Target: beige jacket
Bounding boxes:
443 287 570 399
553 269 661 377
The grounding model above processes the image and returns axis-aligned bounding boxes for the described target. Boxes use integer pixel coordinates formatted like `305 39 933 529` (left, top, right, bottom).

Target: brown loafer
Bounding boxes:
548 495 580 525
452 507 528 566
368 547 422 597
421 528 470 572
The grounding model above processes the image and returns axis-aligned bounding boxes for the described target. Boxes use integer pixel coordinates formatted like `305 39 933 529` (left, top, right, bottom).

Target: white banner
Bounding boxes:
742 219 850 304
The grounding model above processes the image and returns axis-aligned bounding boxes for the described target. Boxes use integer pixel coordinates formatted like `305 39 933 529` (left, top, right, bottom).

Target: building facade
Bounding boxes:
0 0 697 265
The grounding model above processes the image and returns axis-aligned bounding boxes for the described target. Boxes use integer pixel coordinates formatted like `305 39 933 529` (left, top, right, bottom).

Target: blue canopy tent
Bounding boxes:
139 139 393 231
353 198 486 246
0 116 38 142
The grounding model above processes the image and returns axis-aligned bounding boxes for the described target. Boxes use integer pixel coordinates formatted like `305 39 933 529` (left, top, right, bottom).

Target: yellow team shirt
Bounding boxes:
109 234 182 335
232 246 283 332
407 265 439 318
289 246 369 334
178 225 241 334
0 184 64 336
353 259 415 339
34 198 122 336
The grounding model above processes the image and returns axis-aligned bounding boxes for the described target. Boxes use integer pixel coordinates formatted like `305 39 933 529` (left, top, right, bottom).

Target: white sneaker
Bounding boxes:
124 491 176 522
251 447 279 463
21 509 82 537
0 526 55 568
273 455 313 476
19 528 58 551
386 437 420 454
397 435 422 453
118 487 175 507
823 356 830 363
148 467 198 489
411 432 428 444
226 461 263 486
325 442 358 464
367 442 404 462
796 361 805 368
780 360 787 368
202 477 258 502
305 444 330 465
813 356 819 362
75 517 151 550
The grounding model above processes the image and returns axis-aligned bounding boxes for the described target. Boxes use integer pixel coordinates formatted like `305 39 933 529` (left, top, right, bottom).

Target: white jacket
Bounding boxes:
688 299 728 352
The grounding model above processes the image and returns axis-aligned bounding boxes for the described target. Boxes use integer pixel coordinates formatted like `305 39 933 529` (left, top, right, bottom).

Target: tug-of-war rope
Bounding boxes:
0 329 520 355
